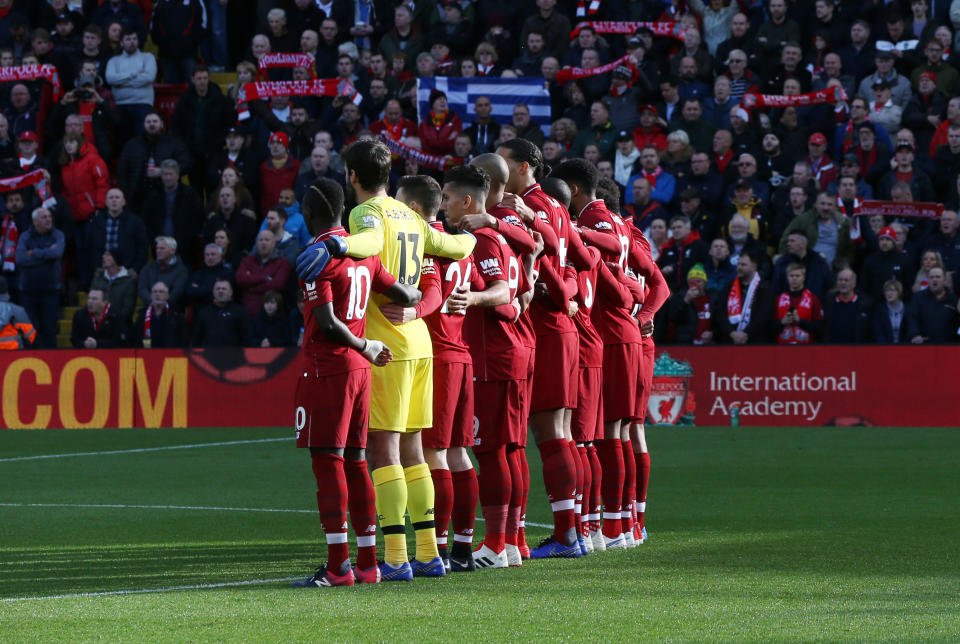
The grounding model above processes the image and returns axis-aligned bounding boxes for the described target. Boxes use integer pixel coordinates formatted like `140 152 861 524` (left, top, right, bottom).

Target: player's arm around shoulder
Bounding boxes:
343 203 387 258
421 216 476 260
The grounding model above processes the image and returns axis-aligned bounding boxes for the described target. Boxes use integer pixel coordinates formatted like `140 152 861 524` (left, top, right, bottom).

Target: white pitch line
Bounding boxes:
0 501 554 529
0 437 290 463
0 577 302 602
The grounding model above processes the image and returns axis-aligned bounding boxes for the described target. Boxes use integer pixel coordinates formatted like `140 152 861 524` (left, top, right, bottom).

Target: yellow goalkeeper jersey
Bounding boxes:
345 195 476 360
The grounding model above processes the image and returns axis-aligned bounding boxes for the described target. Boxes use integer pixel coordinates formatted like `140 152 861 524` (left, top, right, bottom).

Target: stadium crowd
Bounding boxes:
0 0 958 350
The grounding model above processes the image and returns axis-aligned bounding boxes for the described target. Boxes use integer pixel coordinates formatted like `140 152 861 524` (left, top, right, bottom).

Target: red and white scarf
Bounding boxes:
237 80 361 108
1 213 17 272
642 166 663 188
857 200 943 219
0 169 45 193
477 63 495 76
727 272 760 331
570 21 684 40
741 86 846 110
0 65 63 101
556 53 634 85
88 303 110 333
576 0 601 17
776 290 816 344
378 133 462 171
257 53 317 80
143 303 168 339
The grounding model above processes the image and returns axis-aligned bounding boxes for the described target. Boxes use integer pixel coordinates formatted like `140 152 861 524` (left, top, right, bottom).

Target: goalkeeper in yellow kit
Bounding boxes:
297 139 476 581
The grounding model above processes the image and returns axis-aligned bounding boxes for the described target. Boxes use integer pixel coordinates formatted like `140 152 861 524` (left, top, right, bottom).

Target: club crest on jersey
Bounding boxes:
648 353 695 426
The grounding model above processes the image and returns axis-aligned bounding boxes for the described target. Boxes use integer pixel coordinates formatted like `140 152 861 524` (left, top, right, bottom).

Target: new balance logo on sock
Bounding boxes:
365 525 377 533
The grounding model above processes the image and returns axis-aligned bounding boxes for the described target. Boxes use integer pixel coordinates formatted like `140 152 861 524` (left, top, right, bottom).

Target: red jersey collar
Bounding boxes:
521 183 541 198
314 226 347 242
578 199 606 219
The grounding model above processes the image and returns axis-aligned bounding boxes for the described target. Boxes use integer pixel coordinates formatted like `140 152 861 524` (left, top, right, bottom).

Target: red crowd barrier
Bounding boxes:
0 347 955 429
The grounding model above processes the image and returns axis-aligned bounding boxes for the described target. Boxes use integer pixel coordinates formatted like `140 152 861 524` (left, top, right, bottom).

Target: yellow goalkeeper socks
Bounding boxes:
405 462 440 562
372 464 408 566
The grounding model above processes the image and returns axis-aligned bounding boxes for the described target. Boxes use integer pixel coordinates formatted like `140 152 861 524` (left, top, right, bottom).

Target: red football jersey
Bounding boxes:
423 221 473 364
521 183 577 336
579 200 643 345
300 228 397 376
463 228 530 381
489 205 537 350
573 247 604 368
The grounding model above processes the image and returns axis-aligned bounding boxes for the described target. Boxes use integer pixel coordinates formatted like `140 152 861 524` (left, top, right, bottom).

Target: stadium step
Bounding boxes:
56 334 71 349
77 291 87 307
58 319 72 336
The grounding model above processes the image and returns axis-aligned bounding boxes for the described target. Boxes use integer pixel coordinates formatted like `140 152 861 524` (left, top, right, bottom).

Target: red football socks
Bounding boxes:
577 445 592 537
538 438 577 544
343 458 377 570
587 443 602 534
637 450 651 530
568 440 584 539
476 447 510 552
451 467 479 555
517 448 530 547
505 447 524 544
311 452 350 573
621 439 636 535
595 439 623 539
430 468 454 553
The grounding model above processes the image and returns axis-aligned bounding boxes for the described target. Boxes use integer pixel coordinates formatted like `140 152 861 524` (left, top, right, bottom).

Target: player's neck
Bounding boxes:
516 175 536 193
354 185 387 204
486 189 505 210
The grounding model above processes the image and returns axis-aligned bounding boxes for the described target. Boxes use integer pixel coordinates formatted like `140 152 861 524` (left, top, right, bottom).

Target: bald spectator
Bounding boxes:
87 188 149 275
133 281 187 347
906 267 958 343
235 230 292 317
823 268 874 343
192 279 250 347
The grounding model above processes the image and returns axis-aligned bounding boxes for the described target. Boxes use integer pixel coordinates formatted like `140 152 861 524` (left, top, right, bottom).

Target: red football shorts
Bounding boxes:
516 351 535 446
634 338 656 423
423 360 475 449
602 341 641 423
531 332 579 412
472 379 524 453
295 368 370 448
571 366 603 443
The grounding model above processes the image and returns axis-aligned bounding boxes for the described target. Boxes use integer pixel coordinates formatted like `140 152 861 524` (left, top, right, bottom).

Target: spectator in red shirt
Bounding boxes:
775 263 825 344
259 131 301 217
418 88 462 156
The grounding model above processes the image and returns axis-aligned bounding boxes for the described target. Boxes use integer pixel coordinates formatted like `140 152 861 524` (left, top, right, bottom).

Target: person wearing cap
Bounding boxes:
614 130 642 187
724 177 769 244
411 88 453 154
664 262 717 344
903 70 948 156
757 132 793 188
679 185 720 241
8 131 51 177
805 133 838 192
632 104 668 152
607 65 645 132
259 131 301 217
868 79 903 133
856 49 912 108
910 37 959 95
206 126 261 198
877 140 935 202
862 226 917 304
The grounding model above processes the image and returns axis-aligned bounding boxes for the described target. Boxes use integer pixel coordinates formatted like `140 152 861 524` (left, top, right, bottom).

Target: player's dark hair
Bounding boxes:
550 158 599 196
540 177 571 209
398 174 442 218
498 138 550 180
597 177 621 213
342 139 391 192
444 165 490 205
302 177 345 235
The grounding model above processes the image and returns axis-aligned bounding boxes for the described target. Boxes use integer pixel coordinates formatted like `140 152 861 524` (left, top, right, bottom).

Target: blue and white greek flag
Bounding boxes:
417 77 552 134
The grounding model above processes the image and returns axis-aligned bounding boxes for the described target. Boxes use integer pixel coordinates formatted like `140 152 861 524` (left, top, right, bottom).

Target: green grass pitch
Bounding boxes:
1 426 959 642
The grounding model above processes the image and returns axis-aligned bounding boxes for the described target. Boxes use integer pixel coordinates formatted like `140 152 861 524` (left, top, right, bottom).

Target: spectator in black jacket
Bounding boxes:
116 111 192 213
247 289 293 347
823 268 874 343
206 126 262 199
71 288 125 348
772 230 834 300
666 264 717 344
718 251 774 344
187 243 235 308
171 65 238 196
132 280 188 348
86 188 148 275
861 226 917 302
658 214 710 292
138 236 189 309
46 76 121 164
140 159 205 262
906 267 958 343
91 0 147 44
193 279 250 347
16 207 65 348
873 278 909 343
151 0 208 83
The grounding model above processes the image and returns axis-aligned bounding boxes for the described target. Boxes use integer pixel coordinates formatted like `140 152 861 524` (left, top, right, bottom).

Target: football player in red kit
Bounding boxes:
443 165 538 569
496 139 599 558
459 153 539 565
384 175 481 573
291 178 423 588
